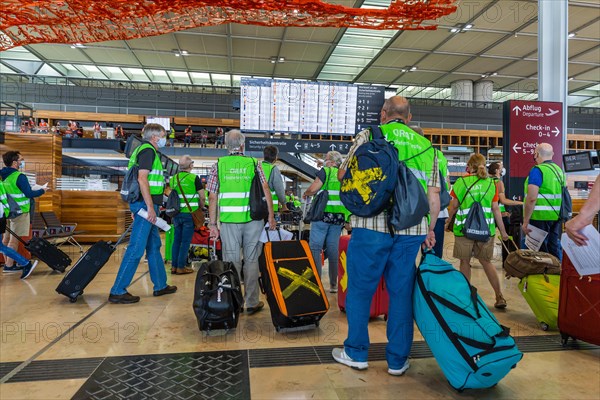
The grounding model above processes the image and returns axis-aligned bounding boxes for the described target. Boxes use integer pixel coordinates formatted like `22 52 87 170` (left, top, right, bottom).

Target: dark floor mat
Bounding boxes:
71 351 249 400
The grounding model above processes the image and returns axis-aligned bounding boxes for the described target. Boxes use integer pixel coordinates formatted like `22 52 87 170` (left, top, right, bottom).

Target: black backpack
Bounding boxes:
538 164 572 222
120 164 140 203
165 189 180 217
388 146 433 232
340 126 399 217
461 179 494 242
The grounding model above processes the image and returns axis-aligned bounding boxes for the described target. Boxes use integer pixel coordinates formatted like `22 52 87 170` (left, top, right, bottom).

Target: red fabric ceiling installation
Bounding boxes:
0 0 458 51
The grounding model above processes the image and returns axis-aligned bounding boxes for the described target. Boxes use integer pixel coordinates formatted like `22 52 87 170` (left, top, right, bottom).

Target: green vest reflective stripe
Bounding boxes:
2 171 30 213
169 172 199 213
524 163 564 221
452 176 497 237
128 143 165 196
169 129 175 139
0 180 8 217
218 156 256 223
322 167 351 220
492 178 506 213
261 161 278 212
379 123 434 195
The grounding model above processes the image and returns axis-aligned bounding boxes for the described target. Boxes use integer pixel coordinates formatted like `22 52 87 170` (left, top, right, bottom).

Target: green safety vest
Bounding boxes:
128 143 165 196
0 179 8 217
379 122 435 195
452 175 497 237
169 172 199 213
492 177 506 213
322 167 351 220
218 155 256 223
2 171 30 213
261 161 279 212
169 129 175 139
524 162 565 221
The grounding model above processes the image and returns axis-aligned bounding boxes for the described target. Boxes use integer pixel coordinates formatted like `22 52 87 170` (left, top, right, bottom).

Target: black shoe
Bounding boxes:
246 301 264 315
153 285 177 297
108 292 140 304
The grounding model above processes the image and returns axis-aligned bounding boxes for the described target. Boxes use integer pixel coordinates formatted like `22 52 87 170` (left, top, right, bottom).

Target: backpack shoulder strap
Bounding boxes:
457 177 482 209
403 144 433 163
369 125 384 140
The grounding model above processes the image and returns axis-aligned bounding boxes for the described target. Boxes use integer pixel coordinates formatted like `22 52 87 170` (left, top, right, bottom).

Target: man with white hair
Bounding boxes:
522 143 566 260
109 123 176 304
207 130 276 314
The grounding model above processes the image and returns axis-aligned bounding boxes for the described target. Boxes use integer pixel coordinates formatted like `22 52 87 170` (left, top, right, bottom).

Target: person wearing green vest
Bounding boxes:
447 153 509 309
522 143 566 260
1 151 46 274
488 161 523 264
262 145 288 215
302 151 349 293
169 155 205 275
207 129 276 315
168 126 176 148
332 96 440 375
109 123 176 304
0 175 38 279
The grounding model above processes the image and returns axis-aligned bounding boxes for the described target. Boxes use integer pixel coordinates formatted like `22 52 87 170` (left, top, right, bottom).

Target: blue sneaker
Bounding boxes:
20 260 38 280
3 265 23 273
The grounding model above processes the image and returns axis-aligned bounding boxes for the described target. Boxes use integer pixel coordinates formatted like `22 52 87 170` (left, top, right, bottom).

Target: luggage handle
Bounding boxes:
498 236 518 253
264 226 282 243
4 226 29 246
111 222 135 249
209 237 219 261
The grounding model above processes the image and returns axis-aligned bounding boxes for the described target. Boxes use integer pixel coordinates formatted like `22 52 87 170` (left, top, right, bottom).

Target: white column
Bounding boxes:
474 80 494 108
538 0 568 152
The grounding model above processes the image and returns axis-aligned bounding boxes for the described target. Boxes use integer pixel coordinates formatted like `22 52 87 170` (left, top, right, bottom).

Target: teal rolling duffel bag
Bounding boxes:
413 251 523 391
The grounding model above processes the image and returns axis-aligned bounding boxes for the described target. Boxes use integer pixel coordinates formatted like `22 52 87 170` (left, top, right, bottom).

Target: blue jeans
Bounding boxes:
309 220 343 285
344 228 425 370
521 219 563 261
171 213 194 269
432 217 447 259
110 202 168 295
0 233 29 266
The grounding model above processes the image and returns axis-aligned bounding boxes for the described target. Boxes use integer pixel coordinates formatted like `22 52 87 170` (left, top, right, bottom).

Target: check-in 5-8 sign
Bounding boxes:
504 100 563 179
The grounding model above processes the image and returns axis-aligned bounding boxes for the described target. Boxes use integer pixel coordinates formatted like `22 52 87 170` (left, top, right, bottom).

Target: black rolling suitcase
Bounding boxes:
259 231 329 332
56 224 132 302
5 226 71 272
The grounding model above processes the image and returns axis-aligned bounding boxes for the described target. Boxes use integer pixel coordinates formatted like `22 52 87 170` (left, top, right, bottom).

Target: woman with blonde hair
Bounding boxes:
446 154 509 308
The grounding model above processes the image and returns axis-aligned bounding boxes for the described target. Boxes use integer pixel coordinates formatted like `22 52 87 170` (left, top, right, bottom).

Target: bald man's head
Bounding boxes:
381 96 411 124
535 143 554 163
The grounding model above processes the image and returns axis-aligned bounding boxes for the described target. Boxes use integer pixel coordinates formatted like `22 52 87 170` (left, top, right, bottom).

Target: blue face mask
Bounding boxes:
19 161 25 170
157 137 166 148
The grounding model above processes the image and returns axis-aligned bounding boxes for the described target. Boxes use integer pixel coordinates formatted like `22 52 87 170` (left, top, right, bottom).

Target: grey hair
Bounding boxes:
225 129 245 151
142 123 165 141
326 151 343 167
178 155 194 171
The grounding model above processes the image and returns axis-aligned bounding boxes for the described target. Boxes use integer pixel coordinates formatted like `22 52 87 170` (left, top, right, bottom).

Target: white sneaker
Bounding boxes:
388 359 410 376
332 348 368 370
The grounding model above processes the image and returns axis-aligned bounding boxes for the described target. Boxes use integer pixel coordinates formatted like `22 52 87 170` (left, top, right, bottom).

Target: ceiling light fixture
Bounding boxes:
568 32 576 38
173 49 189 56
410 66 417 71
270 56 285 64
70 43 86 49
450 24 473 34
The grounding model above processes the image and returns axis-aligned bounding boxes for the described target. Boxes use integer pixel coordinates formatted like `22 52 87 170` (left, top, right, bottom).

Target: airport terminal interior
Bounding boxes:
0 0 599 399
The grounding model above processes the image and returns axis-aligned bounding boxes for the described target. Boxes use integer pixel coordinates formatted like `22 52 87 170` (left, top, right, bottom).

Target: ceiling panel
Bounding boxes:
185 25 228 35
371 51 422 68
569 63 597 76
205 57 230 72
394 71 446 86
83 48 140 66
176 33 228 56
279 43 329 63
484 35 537 58
357 67 402 83
459 57 514 74
231 38 280 59
574 67 600 81
285 27 339 42
435 73 487 86
569 40 598 57
572 46 600 63
231 24 284 39
438 32 505 54
127 35 176 51
272 62 318 79
134 52 187 69
88 40 128 49
182 55 211 71
388 30 449 51
576 22 600 39
471 0 536 32
28 44 89 62
500 60 538 77
416 54 470 71
231 59 274 76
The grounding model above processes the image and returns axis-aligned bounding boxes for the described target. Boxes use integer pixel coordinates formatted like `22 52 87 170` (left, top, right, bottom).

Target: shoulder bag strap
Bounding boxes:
177 173 194 212
457 177 482 209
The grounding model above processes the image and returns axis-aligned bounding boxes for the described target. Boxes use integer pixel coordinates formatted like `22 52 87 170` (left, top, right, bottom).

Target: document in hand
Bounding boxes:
561 226 600 276
525 225 548 251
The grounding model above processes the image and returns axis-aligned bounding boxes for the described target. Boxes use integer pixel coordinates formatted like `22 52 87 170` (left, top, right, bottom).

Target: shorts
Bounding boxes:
453 235 495 262
8 212 31 237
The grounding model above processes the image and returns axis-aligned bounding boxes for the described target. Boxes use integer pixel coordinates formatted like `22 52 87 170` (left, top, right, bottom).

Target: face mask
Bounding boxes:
19 161 25 170
157 137 166 148
500 167 506 177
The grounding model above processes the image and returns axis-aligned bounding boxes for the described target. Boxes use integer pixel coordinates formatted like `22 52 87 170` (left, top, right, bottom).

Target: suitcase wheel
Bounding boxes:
540 322 549 331
384 314 388 322
69 297 78 303
560 332 570 347
315 320 319 328
275 326 281 333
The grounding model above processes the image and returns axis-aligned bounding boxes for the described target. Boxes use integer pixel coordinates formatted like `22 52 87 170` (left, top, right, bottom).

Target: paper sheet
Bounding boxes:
31 182 48 191
561 226 600 276
525 224 548 251
259 224 293 243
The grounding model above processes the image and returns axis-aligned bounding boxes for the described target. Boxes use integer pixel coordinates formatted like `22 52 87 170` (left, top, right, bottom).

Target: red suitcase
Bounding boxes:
558 251 600 346
337 235 389 319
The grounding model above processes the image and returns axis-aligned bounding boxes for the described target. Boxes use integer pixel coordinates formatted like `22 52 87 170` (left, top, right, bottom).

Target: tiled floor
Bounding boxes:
0 237 598 399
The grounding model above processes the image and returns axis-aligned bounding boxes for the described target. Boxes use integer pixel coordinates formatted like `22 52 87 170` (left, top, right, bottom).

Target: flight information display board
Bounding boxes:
240 78 385 136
